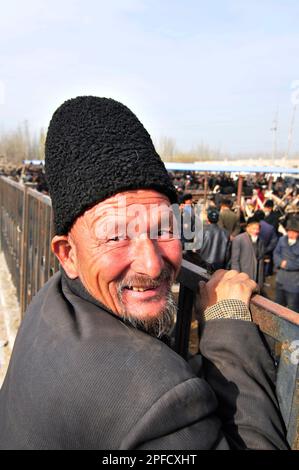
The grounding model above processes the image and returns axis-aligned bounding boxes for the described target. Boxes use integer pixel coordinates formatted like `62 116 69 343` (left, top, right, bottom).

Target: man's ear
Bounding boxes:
51 235 79 279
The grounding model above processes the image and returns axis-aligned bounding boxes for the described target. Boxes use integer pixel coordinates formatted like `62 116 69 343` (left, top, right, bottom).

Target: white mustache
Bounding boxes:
117 267 173 294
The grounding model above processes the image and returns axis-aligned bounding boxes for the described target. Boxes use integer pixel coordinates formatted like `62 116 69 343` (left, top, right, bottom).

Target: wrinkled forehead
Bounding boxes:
84 189 173 229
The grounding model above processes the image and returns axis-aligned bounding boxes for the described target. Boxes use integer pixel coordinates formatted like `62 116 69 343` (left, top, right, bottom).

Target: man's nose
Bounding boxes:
130 237 164 278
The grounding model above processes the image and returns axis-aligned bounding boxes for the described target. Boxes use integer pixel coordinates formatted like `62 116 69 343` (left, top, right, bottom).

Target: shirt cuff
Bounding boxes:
203 299 252 322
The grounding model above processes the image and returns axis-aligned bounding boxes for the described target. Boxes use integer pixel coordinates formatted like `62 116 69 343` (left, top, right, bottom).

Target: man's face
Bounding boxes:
246 222 260 238
184 199 192 206
264 208 272 215
287 230 299 241
64 190 182 336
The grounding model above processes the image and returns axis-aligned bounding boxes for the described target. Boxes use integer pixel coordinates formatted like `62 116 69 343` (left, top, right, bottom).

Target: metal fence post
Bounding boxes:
20 185 29 317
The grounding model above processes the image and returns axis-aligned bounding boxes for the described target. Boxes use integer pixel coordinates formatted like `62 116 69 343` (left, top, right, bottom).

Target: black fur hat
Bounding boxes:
45 96 177 234
246 216 260 226
286 216 299 232
207 208 219 224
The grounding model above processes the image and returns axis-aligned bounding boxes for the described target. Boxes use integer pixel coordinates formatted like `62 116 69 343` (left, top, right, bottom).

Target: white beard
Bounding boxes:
251 235 258 243
288 239 297 246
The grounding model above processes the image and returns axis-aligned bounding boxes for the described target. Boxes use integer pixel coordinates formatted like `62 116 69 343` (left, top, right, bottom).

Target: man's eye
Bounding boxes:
158 229 173 238
107 235 127 242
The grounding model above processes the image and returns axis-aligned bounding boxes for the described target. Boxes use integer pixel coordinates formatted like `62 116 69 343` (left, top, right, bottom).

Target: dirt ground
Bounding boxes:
0 252 21 388
262 274 277 302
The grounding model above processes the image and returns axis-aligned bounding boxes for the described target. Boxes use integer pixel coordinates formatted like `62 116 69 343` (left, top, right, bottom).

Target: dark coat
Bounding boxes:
218 209 240 237
259 220 278 255
0 272 287 449
264 210 280 232
231 232 265 288
274 236 299 293
198 224 231 270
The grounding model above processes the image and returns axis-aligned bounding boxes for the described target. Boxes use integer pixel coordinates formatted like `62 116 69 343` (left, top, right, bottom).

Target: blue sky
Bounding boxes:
0 0 298 154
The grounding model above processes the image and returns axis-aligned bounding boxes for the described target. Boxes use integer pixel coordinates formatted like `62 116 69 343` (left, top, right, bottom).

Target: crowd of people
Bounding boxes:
0 162 48 193
170 170 299 199
178 175 299 312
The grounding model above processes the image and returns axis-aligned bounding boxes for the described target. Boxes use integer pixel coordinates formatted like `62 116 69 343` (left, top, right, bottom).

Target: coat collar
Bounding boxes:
60 266 114 314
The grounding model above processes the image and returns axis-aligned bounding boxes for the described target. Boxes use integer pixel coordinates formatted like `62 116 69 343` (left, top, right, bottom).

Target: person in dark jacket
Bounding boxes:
264 199 281 233
197 208 230 272
218 198 240 240
254 210 278 277
0 97 287 450
231 216 265 289
273 217 299 313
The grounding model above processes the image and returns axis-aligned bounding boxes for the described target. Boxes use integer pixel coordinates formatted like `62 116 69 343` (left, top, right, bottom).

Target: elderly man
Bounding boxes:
274 217 299 313
231 216 265 290
254 210 278 277
0 97 287 450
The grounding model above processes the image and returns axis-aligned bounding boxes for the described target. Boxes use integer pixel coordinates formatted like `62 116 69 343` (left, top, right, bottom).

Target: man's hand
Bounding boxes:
280 260 287 269
197 269 258 314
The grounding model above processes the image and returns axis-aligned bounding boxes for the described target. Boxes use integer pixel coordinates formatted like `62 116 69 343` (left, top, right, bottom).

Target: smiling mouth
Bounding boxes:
124 286 157 292
118 266 174 301
119 283 170 307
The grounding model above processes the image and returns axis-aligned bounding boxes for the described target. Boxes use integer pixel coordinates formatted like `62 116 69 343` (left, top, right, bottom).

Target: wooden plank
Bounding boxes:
251 295 299 328
0 176 25 192
276 345 299 449
27 187 52 206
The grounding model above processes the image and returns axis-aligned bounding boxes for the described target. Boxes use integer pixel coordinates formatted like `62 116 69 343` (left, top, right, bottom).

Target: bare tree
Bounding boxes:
157 136 177 161
37 128 46 160
0 121 41 164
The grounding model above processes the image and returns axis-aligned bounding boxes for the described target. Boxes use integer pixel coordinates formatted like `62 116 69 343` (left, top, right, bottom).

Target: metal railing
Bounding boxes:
0 176 59 315
176 259 299 450
0 175 298 448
